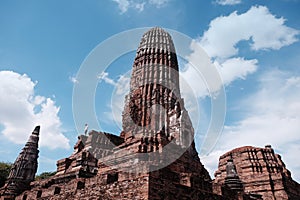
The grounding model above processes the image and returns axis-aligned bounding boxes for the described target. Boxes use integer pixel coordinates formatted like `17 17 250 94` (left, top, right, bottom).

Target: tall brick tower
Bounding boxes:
0 126 40 199
122 27 180 134
119 27 214 199
122 27 195 153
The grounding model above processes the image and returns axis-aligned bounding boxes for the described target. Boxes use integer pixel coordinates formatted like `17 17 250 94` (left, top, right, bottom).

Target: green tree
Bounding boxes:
0 162 12 187
35 171 56 180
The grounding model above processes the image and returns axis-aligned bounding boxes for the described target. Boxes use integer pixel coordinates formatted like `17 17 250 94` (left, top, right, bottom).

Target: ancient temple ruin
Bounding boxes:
1 27 300 200
0 126 40 199
214 145 300 199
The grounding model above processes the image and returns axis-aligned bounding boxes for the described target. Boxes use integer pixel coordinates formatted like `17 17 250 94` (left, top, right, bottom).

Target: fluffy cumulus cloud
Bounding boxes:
216 0 241 5
181 40 258 98
201 70 300 181
0 71 70 149
214 57 258 84
181 5 299 99
200 5 299 59
179 49 258 148
112 0 169 14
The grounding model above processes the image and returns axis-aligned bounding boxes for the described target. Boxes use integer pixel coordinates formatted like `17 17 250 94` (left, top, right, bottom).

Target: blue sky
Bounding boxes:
0 0 300 182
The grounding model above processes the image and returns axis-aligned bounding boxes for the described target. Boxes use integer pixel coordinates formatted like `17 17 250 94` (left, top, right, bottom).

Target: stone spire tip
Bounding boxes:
33 125 40 135
146 26 167 34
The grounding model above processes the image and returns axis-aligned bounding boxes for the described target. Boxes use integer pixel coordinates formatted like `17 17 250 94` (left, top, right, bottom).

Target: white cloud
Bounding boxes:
69 75 78 84
112 0 169 14
115 74 131 95
112 0 130 14
181 40 258 98
214 57 258 85
149 0 169 7
216 0 241 5
177 39 258 136
98 71 131 127
201 69 300 182
200 5 299 59
0 71 70 150
134 2 146 12
181 5 296 107
97 72 117 86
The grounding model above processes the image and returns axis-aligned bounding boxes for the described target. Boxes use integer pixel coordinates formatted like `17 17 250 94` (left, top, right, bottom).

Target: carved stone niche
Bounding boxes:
107 172 118 184
180 173 192 187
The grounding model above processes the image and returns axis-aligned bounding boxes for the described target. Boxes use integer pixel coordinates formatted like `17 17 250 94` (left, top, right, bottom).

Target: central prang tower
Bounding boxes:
122 27 194 151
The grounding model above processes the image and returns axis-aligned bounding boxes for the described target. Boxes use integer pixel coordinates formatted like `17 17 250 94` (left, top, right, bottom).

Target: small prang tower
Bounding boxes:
1 126 40 199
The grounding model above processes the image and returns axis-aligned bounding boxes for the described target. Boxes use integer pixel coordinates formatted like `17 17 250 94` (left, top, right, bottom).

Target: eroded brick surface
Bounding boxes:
214 145 300 200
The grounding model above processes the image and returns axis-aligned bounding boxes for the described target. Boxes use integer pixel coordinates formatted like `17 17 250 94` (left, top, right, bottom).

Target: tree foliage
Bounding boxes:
0 162 12 187
35 171 56 180
0 161 56 187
